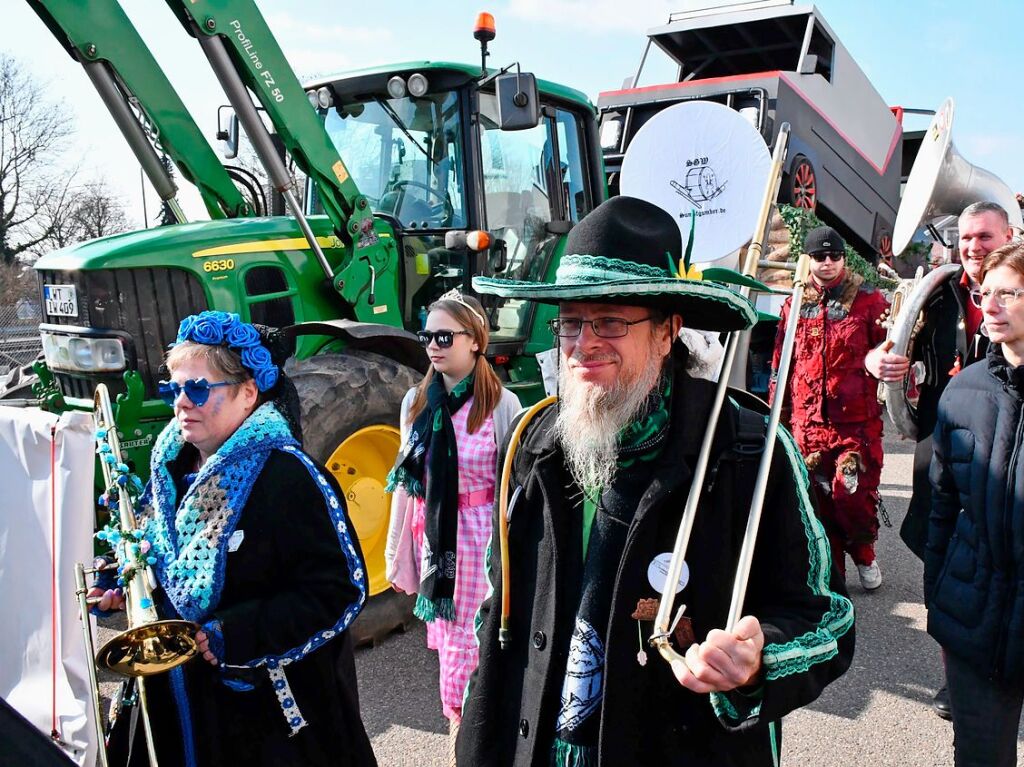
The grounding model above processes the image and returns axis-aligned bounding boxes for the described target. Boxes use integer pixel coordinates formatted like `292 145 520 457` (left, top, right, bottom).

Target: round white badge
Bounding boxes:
647 552 689 594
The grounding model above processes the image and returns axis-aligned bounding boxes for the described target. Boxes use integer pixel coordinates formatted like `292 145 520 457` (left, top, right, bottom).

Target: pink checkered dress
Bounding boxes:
410 397 497 721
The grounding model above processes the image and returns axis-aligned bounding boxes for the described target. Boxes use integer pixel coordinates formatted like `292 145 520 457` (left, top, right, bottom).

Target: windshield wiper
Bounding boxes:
374 96 432 161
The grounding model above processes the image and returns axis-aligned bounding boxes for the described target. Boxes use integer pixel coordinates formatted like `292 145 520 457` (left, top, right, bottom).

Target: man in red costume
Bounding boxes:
770 226 903 590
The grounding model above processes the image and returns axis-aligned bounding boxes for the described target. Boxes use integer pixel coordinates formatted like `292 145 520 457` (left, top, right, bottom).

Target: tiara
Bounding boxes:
437 288 486 325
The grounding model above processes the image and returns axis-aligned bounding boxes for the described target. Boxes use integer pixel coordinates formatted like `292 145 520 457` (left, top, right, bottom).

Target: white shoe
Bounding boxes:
857 561 882 591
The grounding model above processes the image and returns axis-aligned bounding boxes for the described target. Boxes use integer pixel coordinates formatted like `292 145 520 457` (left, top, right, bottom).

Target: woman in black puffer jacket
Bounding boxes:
927 240 1024 767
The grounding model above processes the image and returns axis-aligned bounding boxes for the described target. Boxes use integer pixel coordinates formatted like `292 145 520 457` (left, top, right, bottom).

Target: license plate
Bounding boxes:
43 284 78 317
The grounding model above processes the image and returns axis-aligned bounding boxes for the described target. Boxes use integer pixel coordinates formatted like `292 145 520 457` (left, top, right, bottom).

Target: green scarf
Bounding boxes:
386 373 474 622
555 370 672 766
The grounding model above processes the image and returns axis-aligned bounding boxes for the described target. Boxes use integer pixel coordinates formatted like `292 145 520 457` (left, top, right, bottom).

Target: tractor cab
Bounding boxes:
305 62 604 355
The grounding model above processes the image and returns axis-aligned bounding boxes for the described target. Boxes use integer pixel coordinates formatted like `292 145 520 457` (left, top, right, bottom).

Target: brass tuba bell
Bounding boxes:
92 383 198 676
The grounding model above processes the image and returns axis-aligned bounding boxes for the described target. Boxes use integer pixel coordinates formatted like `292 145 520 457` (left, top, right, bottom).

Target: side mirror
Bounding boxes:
217 112 240 160
496 72 540 131
488 239 508 273
798 54 818 75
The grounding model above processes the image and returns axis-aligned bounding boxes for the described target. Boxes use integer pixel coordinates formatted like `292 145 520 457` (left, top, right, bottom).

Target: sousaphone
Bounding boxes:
886 98 1023 438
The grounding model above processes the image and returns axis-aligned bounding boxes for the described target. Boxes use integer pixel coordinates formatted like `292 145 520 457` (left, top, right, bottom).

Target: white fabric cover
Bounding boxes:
0 406 97 766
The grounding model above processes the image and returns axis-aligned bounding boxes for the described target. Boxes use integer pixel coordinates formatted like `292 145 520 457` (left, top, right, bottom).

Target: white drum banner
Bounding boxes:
621 100 771 265
0 407 97 766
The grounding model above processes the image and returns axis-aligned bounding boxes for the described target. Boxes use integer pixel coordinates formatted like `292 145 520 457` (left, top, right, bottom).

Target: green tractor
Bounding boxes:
22 0 605 635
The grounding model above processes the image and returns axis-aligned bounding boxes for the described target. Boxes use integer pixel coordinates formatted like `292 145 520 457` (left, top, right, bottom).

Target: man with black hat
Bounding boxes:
457 197 854 767
770 226 894 592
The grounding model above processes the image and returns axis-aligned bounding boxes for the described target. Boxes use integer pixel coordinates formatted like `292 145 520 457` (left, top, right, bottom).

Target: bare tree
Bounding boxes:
70 182 131 242
23 175 132 258
0 53 75 265
25 171 80 251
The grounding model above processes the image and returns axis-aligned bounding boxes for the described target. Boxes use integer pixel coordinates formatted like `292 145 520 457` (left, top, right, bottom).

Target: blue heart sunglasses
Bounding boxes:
157 378 241 407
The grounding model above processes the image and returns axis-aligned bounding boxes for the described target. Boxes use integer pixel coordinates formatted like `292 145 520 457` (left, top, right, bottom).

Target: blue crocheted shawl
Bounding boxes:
140 402 297 623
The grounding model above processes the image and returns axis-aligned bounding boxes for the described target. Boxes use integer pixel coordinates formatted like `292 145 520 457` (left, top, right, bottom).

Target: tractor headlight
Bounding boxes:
316 86 334 109
387 76 407 99
407 73 429 98
41 332 126 373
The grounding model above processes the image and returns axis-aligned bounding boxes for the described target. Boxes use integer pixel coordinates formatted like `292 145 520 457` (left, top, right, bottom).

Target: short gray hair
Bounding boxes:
165 341 250 381
960 201 1010 227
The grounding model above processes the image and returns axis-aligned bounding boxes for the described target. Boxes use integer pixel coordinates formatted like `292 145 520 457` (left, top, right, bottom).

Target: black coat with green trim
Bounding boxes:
457 353 855 767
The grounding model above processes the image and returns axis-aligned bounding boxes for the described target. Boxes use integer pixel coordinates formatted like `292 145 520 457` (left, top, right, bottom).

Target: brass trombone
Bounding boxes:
496 124 805 663
76 384 199 765
649 124 812 666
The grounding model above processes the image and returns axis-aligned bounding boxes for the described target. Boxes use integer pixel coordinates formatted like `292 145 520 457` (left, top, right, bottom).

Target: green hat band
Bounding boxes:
555 254 669 284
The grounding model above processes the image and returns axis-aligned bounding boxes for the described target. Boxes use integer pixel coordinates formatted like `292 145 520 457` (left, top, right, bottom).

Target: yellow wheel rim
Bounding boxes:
325 425 401 596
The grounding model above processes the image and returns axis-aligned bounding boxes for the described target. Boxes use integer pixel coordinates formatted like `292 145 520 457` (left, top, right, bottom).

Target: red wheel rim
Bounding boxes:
793 161 816 210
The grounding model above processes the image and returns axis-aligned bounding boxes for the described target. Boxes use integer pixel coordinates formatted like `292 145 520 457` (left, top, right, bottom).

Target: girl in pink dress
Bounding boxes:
385 291 520 762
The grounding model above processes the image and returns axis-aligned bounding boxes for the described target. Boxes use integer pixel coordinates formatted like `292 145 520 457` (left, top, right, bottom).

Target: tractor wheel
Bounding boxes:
784 155 818 212
286 350 420 646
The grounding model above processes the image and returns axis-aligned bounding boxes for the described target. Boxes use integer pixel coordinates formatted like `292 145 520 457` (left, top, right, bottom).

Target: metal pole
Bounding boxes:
136 678 160 766
195 33 334 281
75 563 110 767
140 168 148 229
83 62 185 223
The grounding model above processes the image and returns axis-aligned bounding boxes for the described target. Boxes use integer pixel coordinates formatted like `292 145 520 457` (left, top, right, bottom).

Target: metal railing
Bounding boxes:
0 302 42 373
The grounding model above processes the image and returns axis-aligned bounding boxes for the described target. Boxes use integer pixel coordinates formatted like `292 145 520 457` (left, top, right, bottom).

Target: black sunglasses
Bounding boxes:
809 251 844 262
157 378 241 407
417 329 471 348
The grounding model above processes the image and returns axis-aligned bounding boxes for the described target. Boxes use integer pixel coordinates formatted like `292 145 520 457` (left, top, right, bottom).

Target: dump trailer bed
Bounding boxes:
598 1 904 257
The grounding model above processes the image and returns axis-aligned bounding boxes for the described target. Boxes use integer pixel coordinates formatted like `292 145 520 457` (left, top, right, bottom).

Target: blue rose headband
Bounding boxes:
173 311 280 392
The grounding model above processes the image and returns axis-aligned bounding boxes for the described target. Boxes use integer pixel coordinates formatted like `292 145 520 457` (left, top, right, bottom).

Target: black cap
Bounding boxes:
804 226 846 256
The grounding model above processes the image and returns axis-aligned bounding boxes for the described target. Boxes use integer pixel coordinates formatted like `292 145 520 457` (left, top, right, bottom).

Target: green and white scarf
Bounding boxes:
387 373 475 622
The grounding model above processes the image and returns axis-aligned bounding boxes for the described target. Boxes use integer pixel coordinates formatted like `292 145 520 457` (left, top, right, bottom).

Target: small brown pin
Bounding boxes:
631 598 660 621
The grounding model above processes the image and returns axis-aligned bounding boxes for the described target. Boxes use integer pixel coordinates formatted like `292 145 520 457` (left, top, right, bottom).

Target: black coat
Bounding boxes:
926 345 1024 685
457 357 855 767
902 267 989 558
143 448 377 767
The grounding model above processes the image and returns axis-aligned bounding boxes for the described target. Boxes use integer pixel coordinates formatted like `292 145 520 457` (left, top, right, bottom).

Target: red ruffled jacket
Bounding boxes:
770 270 889 425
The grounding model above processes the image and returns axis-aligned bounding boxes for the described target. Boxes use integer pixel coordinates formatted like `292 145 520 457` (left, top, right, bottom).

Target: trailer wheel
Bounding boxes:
287 350 420 645
785 155 818 211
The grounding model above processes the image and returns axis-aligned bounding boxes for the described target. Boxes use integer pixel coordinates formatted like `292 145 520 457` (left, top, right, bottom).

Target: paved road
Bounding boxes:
354 424 1024 766
95 423 1023 765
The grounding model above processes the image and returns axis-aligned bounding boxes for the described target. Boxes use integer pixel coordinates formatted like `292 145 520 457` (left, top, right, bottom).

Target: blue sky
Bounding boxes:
4 0 1022 227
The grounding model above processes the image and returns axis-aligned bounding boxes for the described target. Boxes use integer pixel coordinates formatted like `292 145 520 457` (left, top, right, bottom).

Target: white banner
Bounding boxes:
0 406 97 766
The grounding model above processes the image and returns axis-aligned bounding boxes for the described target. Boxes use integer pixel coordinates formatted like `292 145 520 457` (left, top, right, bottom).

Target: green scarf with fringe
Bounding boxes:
386 373 474 622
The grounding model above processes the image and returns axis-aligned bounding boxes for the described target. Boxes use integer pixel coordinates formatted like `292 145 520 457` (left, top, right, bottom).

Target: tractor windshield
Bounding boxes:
321 91 467 229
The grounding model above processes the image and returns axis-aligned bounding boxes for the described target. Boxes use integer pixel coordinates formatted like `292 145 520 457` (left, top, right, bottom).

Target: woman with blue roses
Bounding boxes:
89 311 377 767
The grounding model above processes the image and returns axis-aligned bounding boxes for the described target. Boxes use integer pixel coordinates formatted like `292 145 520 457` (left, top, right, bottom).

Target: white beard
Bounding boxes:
553 346 665 491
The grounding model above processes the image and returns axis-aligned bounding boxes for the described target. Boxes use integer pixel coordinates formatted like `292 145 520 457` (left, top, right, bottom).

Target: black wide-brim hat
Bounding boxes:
473 196 759 332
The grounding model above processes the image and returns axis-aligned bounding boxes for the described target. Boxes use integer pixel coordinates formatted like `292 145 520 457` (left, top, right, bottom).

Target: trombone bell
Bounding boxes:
97 619 199 677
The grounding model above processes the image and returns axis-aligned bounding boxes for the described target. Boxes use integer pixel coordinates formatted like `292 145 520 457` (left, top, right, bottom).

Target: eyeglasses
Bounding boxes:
970 287 1024 309
548 316 654 338
809 252 844 262
157 378 241 407
417 329 472 348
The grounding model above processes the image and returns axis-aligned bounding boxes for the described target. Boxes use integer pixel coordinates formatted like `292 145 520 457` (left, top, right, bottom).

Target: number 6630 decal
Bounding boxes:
202 258 235 272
